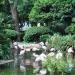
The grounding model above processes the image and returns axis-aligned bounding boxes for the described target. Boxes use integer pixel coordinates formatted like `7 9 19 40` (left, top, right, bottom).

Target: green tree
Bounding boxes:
0 0 35 41
0 0 35 59
0 13 11 59
29 0 75 34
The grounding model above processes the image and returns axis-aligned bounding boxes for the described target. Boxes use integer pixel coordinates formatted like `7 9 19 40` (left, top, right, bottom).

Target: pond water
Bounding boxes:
0 51 37 75
0 51 75 75
0 64 34 75
0 52 34 75
0 61 75 75
1 65 75 75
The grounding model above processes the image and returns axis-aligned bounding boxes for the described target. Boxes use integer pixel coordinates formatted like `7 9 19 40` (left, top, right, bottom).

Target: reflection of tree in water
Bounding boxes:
25 51 32 59
19 49 33 75
26 65 34 75
24 50 34 75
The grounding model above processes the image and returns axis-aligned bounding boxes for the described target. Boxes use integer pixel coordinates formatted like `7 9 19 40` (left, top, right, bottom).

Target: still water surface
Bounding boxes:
0 65 34 75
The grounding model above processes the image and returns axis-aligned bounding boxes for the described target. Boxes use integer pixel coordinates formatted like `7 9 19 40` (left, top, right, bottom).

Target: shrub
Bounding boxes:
65 23 75 34
40 34 50 42
72 35 75 49
42 53 68 73
0 33 10 59
47 34 62 49
5 29 19 38
62 35 74 47
47 34 75 50
72 34 75 40
24 26 51 42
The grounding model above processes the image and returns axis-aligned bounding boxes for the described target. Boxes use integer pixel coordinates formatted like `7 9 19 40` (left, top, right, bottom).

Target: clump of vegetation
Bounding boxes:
65 23 75 34
47 34 75 50
0 28 11 59
23 26 51 42
5 29 19 40
40 34 50 42
42 51 74 74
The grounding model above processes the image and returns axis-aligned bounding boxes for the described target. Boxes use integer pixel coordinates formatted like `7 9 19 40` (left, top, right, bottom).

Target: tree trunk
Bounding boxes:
8 0 20 69
10 5 20 41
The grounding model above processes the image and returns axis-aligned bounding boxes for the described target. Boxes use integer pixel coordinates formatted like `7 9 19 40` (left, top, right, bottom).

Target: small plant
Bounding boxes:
65 23 75 34
40 34 50 42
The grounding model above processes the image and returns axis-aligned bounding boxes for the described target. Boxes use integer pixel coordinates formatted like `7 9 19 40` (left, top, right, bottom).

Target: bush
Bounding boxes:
5 29 19 38
65 23 75 34
62 35 74 47
42 53 69 73
47 34 63 49
47 34 75 50
72 34 75 40
40 34 50 42
0 32 10 59
24 26 51 42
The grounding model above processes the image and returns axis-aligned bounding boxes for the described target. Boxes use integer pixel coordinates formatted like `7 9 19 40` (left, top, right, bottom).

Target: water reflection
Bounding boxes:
0 61 33 75
0 52 34 75
0 65 26 75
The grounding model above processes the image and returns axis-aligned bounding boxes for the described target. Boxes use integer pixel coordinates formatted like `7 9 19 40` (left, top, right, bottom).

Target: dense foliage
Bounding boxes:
5 29 19 40
29 0 75 34
40 34 50 42
0 0 35 59
47 34 75 50
24 26 51 42
65 23 75 34
0 14 11 59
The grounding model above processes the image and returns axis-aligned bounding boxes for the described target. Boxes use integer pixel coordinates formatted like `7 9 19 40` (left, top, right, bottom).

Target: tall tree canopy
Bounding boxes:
29 0 75 33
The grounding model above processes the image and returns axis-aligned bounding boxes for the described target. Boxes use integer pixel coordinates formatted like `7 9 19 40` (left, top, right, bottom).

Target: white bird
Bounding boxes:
35 53 46 62
25 48 31 52
37 23 41 27
42 46 47 50
50 48 55 51
67 47 74 53
47 52 55 57
56 51 63 59
18 44 24 50
40 53 46 58
20 50 25 55
33 53 39 58
32 47 39 51
13 42 18 46
35 56 40 62
14 45 18 49
39 42 44 46
45 41 48 46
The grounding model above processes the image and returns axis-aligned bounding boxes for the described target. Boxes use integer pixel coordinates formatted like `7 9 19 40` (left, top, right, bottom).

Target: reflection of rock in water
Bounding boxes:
20 65 26 72
33 62 39 74
24 51 33 75
25 59 33 65
26 65 33 75
19 48 34 75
